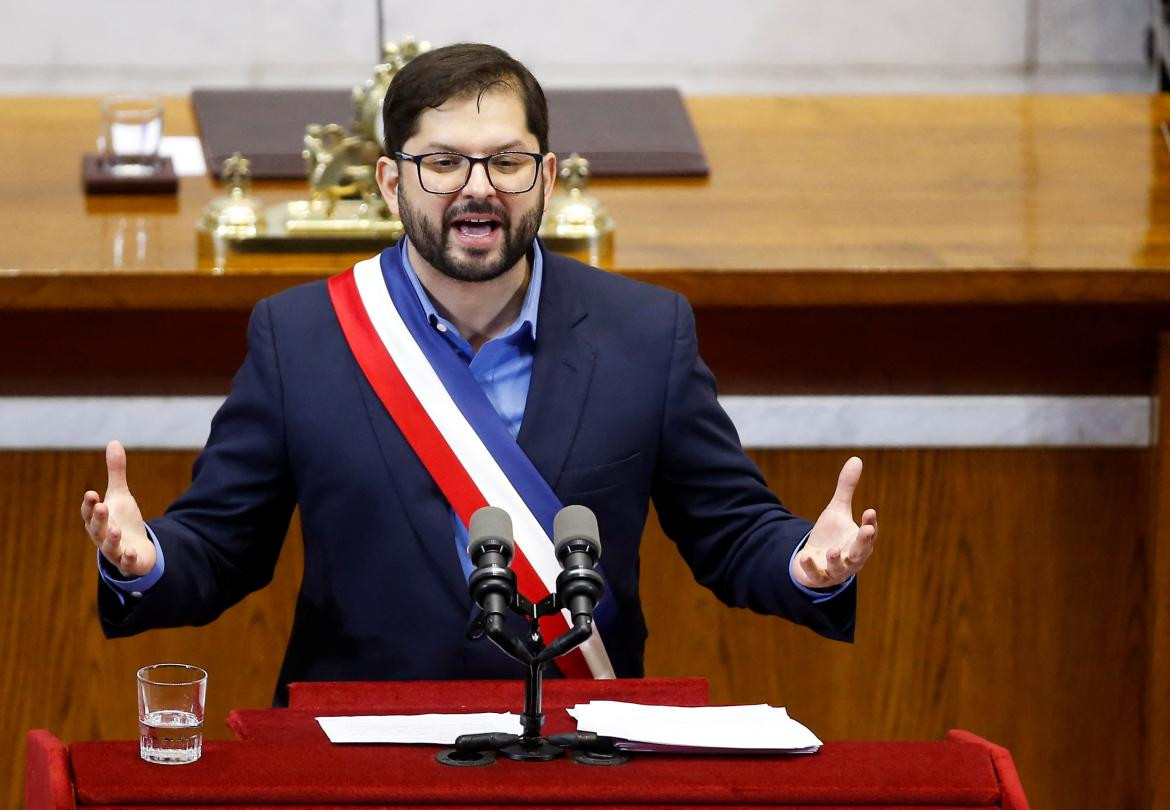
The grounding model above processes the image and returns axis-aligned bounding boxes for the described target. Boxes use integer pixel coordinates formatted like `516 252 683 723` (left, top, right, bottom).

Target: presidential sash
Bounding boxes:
328 247 614 679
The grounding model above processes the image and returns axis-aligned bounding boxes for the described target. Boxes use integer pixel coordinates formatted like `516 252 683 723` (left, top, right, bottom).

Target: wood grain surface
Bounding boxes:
1147 334 1170 810
1 447 1147 810
4 96 1170 307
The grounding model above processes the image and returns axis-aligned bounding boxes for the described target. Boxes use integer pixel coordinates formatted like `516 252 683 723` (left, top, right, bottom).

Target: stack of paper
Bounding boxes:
567 701 822 754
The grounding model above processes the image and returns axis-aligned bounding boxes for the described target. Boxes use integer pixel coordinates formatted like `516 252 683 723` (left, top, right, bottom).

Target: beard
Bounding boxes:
398 184 544 283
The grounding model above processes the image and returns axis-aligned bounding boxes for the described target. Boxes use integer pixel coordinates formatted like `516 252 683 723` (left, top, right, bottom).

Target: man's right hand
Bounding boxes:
81 440 156 578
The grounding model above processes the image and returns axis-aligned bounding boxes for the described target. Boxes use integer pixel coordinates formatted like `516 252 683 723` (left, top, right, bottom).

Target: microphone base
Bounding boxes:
499 739 564 761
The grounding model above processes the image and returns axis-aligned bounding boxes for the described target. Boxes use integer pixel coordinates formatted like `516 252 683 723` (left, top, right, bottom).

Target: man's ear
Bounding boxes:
541 151 557 210
376 155 401 218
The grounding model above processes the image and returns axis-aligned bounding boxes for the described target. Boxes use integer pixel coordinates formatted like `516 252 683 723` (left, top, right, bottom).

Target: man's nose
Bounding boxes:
462 160 495 198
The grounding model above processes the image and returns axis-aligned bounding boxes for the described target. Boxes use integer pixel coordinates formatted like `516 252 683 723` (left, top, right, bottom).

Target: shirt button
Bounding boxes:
436 323 448 333
130 591 143 599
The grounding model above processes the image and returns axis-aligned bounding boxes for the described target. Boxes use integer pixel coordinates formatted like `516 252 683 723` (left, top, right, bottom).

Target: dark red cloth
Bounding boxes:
36 681 1031 808
946 730 1030 810
70 739 1002 807
25 729 76 810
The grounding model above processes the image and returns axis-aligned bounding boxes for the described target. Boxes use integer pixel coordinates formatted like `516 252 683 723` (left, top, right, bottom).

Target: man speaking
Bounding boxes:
81 43 878 704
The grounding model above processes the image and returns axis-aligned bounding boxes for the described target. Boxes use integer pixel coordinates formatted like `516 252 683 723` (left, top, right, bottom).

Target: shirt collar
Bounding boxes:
398 237 541 345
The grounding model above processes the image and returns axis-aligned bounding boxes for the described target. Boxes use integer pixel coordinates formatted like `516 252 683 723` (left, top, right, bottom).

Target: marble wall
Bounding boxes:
0 0 1151 95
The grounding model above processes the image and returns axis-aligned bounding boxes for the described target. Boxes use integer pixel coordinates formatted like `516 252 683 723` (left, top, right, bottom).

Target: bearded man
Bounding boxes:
82 43 877 705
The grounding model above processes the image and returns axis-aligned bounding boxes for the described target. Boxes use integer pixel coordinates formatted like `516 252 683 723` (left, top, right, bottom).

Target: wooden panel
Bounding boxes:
5 96 1170 308
1148 335 1170 810
640 448 1148 810
3 302 1166 397
0 447 1148 810
0 451 303 810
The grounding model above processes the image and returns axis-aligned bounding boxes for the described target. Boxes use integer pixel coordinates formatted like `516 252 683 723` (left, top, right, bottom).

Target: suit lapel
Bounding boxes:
517 255 595 491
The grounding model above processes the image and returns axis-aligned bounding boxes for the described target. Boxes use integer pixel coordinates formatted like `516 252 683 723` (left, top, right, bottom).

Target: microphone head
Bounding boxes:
467 506 515 561
553 504 601 561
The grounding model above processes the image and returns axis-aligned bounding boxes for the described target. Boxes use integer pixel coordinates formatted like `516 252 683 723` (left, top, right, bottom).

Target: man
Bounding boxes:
82 44 877 703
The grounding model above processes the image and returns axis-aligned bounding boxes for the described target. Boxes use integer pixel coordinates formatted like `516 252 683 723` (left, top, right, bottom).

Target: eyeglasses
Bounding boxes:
394 150 543 195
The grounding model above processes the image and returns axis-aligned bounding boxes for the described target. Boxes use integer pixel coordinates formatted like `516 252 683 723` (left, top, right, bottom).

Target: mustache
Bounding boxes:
443 200 510 228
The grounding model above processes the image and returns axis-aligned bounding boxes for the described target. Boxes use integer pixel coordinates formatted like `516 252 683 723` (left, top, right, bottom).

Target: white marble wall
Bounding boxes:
0 396 1149 450
0 0 1151 95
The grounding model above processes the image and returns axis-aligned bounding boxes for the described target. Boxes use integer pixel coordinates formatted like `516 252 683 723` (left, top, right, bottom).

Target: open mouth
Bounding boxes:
449 214 503 243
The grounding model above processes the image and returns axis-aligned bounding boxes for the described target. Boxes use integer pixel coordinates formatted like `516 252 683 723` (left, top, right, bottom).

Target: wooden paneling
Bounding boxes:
0 447 1148 810
0 451 303 809
1147 335 1170 810
640 448 1149 810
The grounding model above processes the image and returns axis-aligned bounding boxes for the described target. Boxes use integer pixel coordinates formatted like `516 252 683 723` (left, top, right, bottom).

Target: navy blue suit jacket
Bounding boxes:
100 250 855 704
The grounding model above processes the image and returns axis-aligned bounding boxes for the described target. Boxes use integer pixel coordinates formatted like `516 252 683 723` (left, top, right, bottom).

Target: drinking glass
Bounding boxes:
98 95 164 177
137 663 207 764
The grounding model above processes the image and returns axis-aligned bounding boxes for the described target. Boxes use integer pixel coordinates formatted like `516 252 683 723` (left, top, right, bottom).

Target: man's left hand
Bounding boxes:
792 456 877 589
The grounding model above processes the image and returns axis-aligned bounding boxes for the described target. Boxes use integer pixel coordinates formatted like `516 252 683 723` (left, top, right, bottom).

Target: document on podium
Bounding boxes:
568 701 823 754
316 712 521 744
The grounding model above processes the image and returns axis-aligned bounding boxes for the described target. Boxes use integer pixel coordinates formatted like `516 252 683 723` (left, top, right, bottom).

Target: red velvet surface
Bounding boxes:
285 677 709 711
70 739 1003 807
43 681 1029 808
25 729 76 810
945 730 1030 810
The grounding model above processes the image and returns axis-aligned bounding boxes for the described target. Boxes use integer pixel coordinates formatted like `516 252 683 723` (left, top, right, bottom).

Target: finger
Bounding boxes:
106 440 129 494
800 553 827 581
121 543 137 568
825 547 845 577
861 508 877 527
100 524 123 560
829 456 863 511
89 502 109 543
81 491 99 524
841 525 877 570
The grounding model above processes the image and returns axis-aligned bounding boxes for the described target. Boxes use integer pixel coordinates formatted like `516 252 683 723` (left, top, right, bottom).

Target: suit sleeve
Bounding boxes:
99 299 297 637
649 294 855 642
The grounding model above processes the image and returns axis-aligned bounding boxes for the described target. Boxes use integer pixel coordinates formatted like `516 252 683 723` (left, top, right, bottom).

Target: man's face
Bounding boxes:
376 89 556 283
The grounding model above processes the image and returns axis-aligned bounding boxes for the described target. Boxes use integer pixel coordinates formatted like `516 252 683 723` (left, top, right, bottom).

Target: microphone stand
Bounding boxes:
436 591 628 766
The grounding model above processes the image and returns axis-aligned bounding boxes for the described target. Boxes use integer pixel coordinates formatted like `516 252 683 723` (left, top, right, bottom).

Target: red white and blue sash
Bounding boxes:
328 248 614 679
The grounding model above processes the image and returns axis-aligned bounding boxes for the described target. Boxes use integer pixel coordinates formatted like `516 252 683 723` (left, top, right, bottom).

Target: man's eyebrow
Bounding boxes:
424 140 531 154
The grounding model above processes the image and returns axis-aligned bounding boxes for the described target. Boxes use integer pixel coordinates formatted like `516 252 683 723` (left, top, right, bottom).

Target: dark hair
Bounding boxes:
382 43 549 156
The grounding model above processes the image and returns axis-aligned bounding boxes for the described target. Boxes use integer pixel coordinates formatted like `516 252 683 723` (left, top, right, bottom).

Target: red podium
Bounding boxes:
27 679 1029 809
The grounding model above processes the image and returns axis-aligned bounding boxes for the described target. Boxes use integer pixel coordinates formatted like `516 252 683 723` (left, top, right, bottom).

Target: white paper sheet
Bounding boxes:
316 712 522 745
158 136 207 176
568 701 822 754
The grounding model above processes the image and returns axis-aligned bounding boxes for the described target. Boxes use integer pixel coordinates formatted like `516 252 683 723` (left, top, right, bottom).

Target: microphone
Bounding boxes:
467 506 516 620
553 505 604 623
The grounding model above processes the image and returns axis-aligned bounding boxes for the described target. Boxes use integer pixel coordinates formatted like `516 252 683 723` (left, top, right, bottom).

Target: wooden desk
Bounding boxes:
2 95 1167 810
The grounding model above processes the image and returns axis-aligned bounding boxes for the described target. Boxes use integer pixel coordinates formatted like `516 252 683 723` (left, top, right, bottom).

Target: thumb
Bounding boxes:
828 456 863 511
105 440 130 494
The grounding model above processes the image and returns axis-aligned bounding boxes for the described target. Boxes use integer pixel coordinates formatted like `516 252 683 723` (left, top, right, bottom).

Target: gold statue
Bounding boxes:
274 35 430 239
539 153 614 263
199 152 264 238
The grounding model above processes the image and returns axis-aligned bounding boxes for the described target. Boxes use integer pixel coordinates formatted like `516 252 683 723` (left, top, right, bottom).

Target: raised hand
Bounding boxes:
791 456 877 589
81 440 155 578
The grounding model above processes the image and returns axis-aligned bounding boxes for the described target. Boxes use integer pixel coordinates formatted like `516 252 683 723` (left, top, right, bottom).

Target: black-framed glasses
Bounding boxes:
394 150 543 195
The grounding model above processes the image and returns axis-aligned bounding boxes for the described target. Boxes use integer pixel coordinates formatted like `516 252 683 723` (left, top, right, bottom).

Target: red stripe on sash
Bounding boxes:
328 268 591 679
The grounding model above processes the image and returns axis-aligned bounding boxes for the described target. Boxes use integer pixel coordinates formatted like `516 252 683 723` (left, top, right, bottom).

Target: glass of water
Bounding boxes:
98 95 164 177
137 663 207 765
